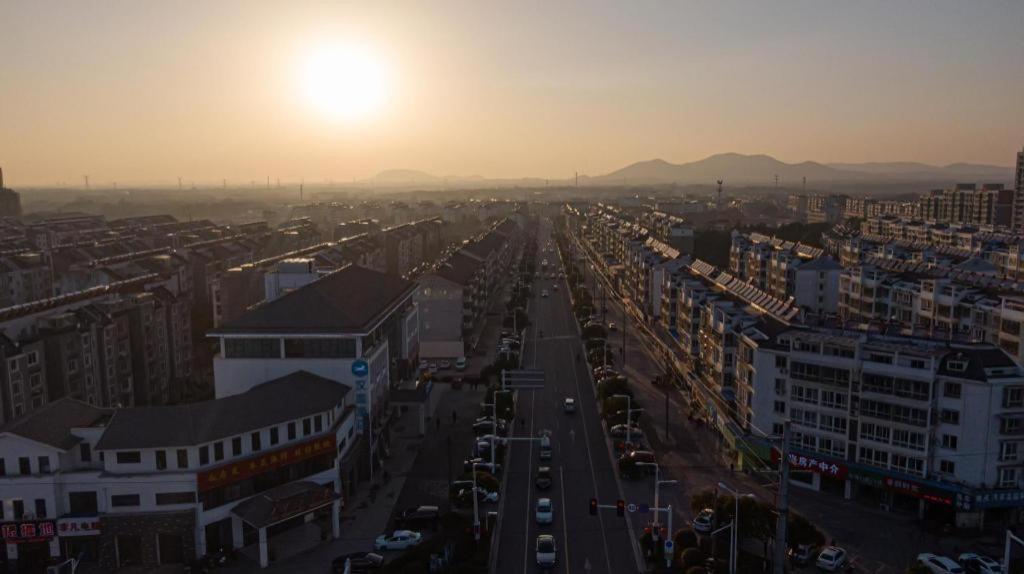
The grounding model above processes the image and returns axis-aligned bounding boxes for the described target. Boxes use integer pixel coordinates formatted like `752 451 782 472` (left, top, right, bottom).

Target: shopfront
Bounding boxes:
1 520 60 574
57 517 101 566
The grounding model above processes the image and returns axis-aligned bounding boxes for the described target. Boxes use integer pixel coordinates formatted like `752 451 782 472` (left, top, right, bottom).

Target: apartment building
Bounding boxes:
741 327 1024 526
0 371 355 571
920 184 1014 228
730 232 841 315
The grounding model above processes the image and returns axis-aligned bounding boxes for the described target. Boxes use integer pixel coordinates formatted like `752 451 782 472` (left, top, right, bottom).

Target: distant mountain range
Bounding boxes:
362 153 1014 189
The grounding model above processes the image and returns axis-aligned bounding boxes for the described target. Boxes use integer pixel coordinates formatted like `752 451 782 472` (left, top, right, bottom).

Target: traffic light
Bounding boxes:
589 498 598 516
616 499 625 517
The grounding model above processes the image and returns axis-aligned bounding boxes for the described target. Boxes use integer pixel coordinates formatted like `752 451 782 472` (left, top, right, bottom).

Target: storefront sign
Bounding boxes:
0 520 56 543
972 490 1024 509
57 517 101 537
883 477 954 506
772 449 847 479
197 436 336 492
355 378 369 433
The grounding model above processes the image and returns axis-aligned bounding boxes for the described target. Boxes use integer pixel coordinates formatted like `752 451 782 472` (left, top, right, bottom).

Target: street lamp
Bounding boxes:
471 461 490 541
718 481 755 574
635 462 676 529
612 394 643 447
483 389 512 468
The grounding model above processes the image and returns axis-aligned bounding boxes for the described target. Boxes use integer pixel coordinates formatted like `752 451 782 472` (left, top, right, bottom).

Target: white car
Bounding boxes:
455 356 467 370
608 322 618 331
418 359 428 370
692 508 714 533
816 546 848 572
563 398 576 413
535 498 554 524
374 530 422 551
439 359 452 369
535 534 557 568
541 290 549 298
958 553 1000 574
917 553 965 574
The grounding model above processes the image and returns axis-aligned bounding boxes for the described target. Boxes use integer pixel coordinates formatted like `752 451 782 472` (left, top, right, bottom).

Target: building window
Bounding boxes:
223 338 281 359
214 442 224 462
156 450 167 470
940 409 960 425
1001 442 1020 462
80 443 92 463
999 468 1019 489
773 401 786 414
176 449 188 469
251 432 262 452
939 460 956 474
774 378 786 395
18 457 30 474
199 446 209 465
111 494 141 507
302 418 312 436
37 457 50 474
34 499 46 518
314 415 323 433
232 437 242 456
288 422 296 440
270 427 279 446
12 500 24 519
943 382 962 399
941 434 959 450
8 359 17 373
283 338 356 358
156 492 197 506
27 351 37 366
68 492 98 515
117 451 141 465
1005 387 1024 409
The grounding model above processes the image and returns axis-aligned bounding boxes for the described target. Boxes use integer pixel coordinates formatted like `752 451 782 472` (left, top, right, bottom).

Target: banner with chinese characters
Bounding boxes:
197 436 336 492
57 517 101 537
0 520 56 543
771 449 848 479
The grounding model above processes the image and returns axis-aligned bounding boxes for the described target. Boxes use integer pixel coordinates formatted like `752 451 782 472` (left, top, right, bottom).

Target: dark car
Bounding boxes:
617 450 657 478
535 466 552 489
332 552 384 573
394 505 440 529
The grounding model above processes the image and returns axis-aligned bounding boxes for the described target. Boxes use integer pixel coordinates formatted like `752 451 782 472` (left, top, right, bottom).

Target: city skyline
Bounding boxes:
2 1 1023 186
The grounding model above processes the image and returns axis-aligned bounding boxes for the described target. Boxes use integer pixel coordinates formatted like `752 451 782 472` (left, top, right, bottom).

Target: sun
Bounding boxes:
301 44 389 122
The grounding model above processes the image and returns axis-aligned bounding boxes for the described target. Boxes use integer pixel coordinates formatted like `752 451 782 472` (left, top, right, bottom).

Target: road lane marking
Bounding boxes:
559 466 570 573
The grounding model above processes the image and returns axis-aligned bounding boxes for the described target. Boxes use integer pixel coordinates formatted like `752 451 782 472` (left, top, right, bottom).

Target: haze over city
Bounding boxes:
2 1 1023 186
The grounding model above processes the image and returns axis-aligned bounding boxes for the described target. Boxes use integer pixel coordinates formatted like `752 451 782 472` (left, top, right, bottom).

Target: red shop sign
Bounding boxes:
772 449 848 480
197 436 336 492
0 521 56 543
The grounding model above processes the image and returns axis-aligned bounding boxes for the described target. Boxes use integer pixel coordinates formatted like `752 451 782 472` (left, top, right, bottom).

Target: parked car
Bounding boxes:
552 285 559 291
451 481 499 503
815 546 848 572
593 366 617 378
332 552 384 572
535 466 552 489
917 553 965 574
563 398 576 413
958 553 1001 574
394 506 440 529
541 290 549 298
473 420 507 436
455 357 467 370
439 359 452 369
428 362 438 373
535 534 557 569
692 508 714 533
617 450 657 478
787 544 814 566
374 530 422 551
608 322 618 331
417 360 428 370
609 424 643 438
535 498 554 524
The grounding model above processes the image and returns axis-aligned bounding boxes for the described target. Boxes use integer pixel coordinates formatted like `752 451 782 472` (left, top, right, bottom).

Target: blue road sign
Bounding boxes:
351 359 369 377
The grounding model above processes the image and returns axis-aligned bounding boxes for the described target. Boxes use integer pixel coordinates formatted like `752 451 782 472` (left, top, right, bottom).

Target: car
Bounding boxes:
417 360 428 370
958 553 1001 574
541 290 549 298
455 356 467 370
563 398 576 413
428 362 438 373
815 546 848 572
535 498 554 524
374 530 422 551
535 466 552 489
394 506 440 529
917 553 965 574
608 322 618 331
552 284 559 291
439 359 452 369
535 534 557 569
618 450 657 478
692 508 714 533
331 552 384 572
539 435 552 460
609 424 643 438
473 420 507 436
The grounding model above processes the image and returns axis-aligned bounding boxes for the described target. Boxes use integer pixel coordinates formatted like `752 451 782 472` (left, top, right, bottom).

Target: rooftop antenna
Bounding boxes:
716 179 723 210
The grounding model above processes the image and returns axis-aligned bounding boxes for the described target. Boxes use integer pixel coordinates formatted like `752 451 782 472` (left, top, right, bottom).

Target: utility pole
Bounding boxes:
773 421 791 574
774 173 780 190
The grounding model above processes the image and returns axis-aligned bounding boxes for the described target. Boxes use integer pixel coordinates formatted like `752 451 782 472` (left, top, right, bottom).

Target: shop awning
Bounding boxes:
231 481 339 529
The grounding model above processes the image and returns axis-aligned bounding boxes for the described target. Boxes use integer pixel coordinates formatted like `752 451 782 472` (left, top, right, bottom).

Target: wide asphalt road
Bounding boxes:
493 222 642 574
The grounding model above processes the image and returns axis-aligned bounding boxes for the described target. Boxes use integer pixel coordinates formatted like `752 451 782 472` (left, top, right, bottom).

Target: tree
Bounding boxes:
582 323 607 340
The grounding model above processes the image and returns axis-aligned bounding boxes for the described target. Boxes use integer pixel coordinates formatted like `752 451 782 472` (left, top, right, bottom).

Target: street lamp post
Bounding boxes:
612 394 642 447
483 390 512 469
471 461 489 541
718 481 755 574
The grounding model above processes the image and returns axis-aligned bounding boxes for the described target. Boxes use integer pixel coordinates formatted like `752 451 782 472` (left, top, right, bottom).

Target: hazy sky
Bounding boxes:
1 1 1022 186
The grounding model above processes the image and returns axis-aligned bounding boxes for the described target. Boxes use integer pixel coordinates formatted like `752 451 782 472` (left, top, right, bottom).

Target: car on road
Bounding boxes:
787 544 814 566
539 435 552 460
552 284 559 291
374 530 422 551
608 322 617 331
541 290 549 298
394 506 440 529
958 553 1001 574
535 466 552 489
455 356 467 370
692 508 714 533
815 546 848 572
563 397 576 413
535 498 554 524
331 552 384 572
917 553 965 574
535 534 557 569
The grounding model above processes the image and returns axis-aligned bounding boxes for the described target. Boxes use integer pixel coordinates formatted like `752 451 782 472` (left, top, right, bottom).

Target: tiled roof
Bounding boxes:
437 252 483 286
0 398 111 450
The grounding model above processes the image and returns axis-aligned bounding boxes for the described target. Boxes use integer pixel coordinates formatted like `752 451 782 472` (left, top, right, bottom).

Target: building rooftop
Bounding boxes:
0 398 111 450
95 371 350 450
211 264 415 334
